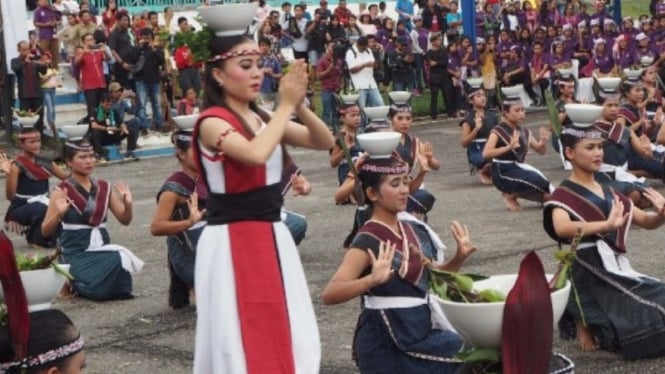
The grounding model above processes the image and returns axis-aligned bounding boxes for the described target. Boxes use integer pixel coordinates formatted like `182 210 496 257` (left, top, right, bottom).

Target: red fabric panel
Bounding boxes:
229 221 295 374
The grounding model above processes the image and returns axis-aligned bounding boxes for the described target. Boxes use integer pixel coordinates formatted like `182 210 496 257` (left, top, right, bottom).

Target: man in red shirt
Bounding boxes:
174 17 202 96
316 40 343 132
333 0 352 26
75 33 111 124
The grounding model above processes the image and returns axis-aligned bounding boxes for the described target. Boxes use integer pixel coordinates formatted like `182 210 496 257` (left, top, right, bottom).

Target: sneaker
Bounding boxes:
123 152 139 161
141 129 150 137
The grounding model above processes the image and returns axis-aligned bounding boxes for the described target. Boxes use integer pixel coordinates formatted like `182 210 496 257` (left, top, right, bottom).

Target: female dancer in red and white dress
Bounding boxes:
191 34 334 373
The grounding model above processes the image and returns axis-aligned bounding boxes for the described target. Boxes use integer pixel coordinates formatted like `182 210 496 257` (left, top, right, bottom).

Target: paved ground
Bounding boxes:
4 113 665 373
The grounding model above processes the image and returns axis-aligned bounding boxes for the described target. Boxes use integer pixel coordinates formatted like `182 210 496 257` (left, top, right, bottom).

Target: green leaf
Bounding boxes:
554 249 571 262
455 348 501 364
51 263 74 281
453 274 474 293
554 265 569 291
545 90 562 136
479 288 506 302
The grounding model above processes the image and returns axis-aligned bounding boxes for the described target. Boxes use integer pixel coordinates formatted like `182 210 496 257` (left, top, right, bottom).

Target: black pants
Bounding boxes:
19 97 44 133
114 64 134 90
430 75 458 118
90 128 139 155
84 88 106 122
178 67 201 96
503 70 539 101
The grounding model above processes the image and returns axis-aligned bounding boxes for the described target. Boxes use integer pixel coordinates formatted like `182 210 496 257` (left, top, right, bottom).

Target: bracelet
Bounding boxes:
215 128 237 150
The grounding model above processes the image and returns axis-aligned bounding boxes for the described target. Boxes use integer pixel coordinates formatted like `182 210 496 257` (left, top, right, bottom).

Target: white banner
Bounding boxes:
1 0 29 74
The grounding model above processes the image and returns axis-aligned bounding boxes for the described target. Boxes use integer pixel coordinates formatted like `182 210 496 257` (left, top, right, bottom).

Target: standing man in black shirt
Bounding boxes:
424 32 450 120
134 28 166 133
108 12 137 90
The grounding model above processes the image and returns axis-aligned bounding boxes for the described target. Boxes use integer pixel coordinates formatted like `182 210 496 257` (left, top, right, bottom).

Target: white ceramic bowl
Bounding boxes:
501 85 522 98
17 116 39 128
564 103 603 125
557 67 575 77
0 265 71 312
466 77 484 88
199 3 258 36
624 68 644 80
173 114 198 130
596 77 621 92
388 91 412 104
434 274 571 348
641 56 654 67
363 106 390 121
357 131 401 158
340 93 360 104
60 125 89 140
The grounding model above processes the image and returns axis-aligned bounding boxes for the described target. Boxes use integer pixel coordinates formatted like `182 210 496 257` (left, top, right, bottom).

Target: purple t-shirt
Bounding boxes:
33 6 57 40
615 49 636 69
657 2 665 16
594 52 614 73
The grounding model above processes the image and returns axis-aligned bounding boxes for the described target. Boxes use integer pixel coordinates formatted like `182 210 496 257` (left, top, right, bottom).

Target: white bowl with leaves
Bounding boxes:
0 253 73 312
433 273 570 348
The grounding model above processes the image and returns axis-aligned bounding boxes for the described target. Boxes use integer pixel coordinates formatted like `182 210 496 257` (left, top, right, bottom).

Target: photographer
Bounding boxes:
385 36 415 91
134 28 166 133
75 32 111 124
11 41 49 133
306 10 328 67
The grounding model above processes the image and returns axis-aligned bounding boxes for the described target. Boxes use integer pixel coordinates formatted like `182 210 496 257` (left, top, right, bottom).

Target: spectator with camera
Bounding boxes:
134 28 166 133
12 40 49 133
306 10 329 67
386 36 415 91
75 33 111 125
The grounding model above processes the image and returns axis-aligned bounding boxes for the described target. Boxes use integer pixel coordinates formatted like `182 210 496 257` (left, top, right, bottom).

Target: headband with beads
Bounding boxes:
65 142 94 152
360 161 409 175
0 335 85 371
208 49 262 63
561 127 604 139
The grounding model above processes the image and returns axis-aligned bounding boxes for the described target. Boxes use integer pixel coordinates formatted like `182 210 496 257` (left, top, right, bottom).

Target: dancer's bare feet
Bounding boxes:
478 170 492 185
189 288 196 306
576 322 599 352
59 281 75 300
502 193 521 211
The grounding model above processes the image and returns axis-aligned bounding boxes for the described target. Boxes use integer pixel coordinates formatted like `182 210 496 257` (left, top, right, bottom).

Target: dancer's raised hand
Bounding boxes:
605 194 628 230
367 240 395 287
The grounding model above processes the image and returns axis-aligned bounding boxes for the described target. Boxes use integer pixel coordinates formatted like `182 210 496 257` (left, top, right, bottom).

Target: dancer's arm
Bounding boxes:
198 61 308 166
482 132 518 159
322 241 395 305
283 105 335 150
550 195 629 238
150 192 205 236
